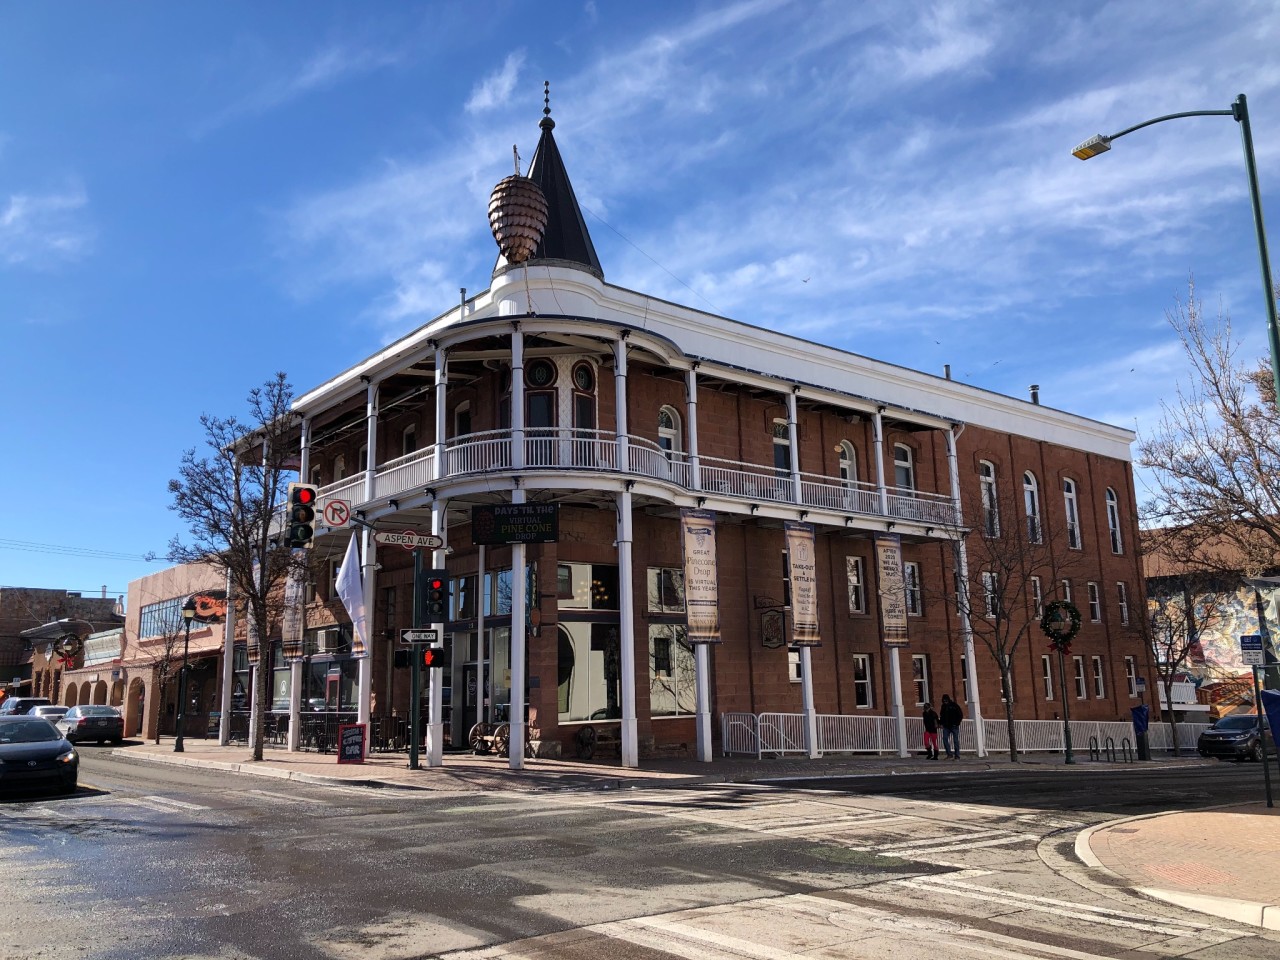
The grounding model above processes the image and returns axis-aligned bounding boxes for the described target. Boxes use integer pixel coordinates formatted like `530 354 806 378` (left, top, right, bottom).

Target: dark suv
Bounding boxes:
0 697 53 716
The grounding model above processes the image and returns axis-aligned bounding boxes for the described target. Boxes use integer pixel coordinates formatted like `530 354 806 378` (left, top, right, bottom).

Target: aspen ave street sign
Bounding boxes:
400 629 440 645
373 530 444 551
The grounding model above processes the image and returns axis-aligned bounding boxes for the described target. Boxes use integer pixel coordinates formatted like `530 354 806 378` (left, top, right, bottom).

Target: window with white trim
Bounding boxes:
1106 488 1123 554
982 571 998 618
1042 655 1054 700
1063 478 1081 549
852 653 873 708
1124 656 1137 697
1031 576 1043 618
1087 582 1101 622
1073 656 1087 699
1116 582 1129 625
846 556 866 615
894 443 916 491
911 653 929 705
904 561 922 616
1092 655 1106 698
1024 471 1042 543
979 461 999 537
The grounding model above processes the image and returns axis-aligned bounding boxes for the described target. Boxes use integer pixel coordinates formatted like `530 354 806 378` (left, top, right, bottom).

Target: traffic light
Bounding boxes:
422 646 446 669
423 569 449 621
287 483 318 548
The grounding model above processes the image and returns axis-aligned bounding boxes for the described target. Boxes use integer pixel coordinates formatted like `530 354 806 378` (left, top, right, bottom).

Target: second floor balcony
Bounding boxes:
316 428 960 529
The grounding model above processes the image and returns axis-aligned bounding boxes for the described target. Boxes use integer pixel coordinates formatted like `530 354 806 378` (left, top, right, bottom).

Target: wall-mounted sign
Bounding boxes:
471 504 559 545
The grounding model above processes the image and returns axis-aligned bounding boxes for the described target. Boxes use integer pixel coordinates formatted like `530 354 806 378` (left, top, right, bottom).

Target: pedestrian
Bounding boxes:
940 693 963 759
921 701 939 759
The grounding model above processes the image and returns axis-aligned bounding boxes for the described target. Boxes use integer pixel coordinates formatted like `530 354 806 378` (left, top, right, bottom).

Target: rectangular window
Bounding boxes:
649 625 696 717
904 561 922 616
911 653 929 705
1087 582 1101 622
1031 576 1043 619
646 567 685 614
852 653 873 708
1074 656 1087 699
1042 655 1053 700
1116 582 1129 625
846 556 866 615
1124 656 1137 697
1092 655 1106 698
981 571 998 618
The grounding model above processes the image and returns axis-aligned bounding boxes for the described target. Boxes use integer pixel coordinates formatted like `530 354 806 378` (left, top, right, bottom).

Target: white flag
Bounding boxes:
335 534 368 658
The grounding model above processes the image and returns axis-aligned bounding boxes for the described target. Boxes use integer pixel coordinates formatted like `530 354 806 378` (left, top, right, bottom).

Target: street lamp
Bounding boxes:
1073 94 1280 406
173 597 198 753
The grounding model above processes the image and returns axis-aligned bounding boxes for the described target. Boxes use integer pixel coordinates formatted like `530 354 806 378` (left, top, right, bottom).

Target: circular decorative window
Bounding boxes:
527 359 556 388
573 363 594 392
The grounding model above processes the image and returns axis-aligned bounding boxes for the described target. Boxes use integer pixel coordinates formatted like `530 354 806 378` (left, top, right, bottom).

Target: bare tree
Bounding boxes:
167 374 300 761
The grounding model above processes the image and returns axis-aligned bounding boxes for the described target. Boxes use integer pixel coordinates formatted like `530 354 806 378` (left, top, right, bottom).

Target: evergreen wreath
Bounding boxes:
1040 599 1081 653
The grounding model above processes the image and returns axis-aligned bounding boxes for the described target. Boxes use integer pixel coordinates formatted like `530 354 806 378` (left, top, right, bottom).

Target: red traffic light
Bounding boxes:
422 646 445 668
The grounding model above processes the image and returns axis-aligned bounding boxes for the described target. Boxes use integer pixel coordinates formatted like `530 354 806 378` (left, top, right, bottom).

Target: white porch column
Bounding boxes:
426 501 446 767
889 647 909 758
787 388 802 504
800 646 819 758
509 489 527 770
617 486 638 767
694 643 712 761
614 336 630 473
685 366 701 491
946 426 985 757
434 346 447 480
873 407 889 515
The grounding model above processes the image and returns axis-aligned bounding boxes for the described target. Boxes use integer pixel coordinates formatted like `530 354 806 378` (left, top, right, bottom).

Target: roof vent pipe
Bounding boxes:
944 364 951 380
1030 384 1040 405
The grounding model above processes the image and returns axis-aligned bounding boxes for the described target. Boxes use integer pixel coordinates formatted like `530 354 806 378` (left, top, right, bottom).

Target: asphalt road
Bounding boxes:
1 750 1276 960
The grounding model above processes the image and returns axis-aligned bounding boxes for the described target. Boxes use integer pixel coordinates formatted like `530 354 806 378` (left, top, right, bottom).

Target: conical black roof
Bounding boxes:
494 107 603 281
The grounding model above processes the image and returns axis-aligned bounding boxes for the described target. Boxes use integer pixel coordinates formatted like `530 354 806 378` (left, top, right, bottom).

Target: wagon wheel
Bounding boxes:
468 722 491 754
493 722 511 755
575 725 597 760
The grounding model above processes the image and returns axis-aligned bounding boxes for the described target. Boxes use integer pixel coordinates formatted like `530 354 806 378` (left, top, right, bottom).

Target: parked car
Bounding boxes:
0 716 78 793
30 705 69 722
57 705 124 745
0 697 53 716
1197 714 1273 761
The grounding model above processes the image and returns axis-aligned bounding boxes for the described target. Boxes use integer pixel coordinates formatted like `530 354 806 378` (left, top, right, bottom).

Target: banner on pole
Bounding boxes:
875 533 910 647
785 521 820 646
680 509 722 643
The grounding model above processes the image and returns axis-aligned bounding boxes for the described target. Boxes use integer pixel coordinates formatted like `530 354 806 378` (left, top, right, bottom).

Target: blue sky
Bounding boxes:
3 1 1279 601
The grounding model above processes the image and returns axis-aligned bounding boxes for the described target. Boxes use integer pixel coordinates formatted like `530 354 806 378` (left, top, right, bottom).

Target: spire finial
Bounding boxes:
540 80 554 130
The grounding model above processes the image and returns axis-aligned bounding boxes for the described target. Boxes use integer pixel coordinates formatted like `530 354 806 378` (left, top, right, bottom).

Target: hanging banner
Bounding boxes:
281 555 306 661
785 521 820 646
680 509 722 643
875 533 909 647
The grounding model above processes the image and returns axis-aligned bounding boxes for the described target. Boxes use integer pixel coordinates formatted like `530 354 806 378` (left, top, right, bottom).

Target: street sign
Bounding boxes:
322 499 351 527
400 628 440 645
374 530 444 551
1241 634 1265 666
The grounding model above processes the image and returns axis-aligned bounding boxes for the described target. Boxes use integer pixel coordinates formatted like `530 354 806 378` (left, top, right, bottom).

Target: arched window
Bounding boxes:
658 406 682 460
1063 478 1081 549
1023 471 1041 543
838 441 857 485
772 419 791 477
894 444 915 491
979 461 999 537
1106 488 1123 553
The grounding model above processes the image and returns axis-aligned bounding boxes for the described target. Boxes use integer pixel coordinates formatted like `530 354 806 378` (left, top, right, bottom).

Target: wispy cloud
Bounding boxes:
0 186 91 267
466 52 525 114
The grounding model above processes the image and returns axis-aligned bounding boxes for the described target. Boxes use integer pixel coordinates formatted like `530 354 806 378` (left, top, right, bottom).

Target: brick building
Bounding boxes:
231 103 1152 765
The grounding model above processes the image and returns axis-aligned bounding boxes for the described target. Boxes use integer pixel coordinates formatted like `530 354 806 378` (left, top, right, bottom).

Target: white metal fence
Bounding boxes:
720 712 1211 758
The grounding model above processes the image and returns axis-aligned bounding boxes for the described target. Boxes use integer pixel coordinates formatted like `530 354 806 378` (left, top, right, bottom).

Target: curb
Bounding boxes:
1076 808 1280 932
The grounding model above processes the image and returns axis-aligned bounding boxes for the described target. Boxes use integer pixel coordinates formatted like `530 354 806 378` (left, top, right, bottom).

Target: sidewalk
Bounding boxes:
110 739 1280 933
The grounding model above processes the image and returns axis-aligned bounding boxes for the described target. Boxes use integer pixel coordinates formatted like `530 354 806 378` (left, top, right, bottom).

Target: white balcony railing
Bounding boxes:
333 428 961 528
